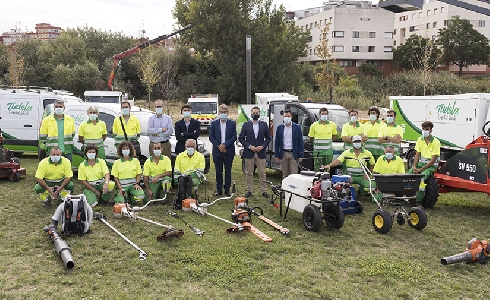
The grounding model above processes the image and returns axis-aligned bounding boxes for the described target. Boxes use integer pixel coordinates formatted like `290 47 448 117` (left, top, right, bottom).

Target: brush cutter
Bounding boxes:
112 192 184 241
94 212 147 260
166 210 205 237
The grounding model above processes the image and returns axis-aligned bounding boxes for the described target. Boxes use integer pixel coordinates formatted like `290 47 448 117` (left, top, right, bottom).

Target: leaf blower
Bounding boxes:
441 238 490 265
43 225 74 269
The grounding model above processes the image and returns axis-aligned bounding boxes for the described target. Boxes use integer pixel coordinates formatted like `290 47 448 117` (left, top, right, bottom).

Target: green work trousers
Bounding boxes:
113 186 146 204
313 150 333 172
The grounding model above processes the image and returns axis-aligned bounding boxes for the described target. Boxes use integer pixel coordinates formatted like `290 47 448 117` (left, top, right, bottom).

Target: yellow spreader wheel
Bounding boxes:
372 209 393 234
408 207 427 231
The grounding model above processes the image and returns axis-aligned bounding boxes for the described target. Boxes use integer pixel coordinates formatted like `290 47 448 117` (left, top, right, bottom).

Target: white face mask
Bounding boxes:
156 107 163 115
283 117 292 124
122 149 130 157
220 113 227 120
387 117 394 123
385 152 394 160
320 115 328 121
187 147 195 155
369 114 377 121
54 108 64 115
183 111 191 118
350 116 358 123
87 152 96 160
89 114 97 121
353 142 362 149
50 155 61 163
121 108 130 116
422 130 430 138
153 150 161 156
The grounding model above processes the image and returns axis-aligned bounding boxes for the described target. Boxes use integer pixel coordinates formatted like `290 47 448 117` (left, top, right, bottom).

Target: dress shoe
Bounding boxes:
224 191 231 197
213 191 222 196
262 192 269 198
244 191 252 198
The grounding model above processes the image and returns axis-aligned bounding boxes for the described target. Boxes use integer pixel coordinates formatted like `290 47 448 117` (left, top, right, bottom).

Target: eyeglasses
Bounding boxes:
353 140 362 143
156 106 163 108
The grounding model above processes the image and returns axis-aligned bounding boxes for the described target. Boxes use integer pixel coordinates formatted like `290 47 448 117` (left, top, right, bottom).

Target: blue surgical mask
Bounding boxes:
220 113 227 120
385 152 394 160
54 108 64 115
387 117 394 123
422 130 430 138
122 149 130 157
369 114 377 121
156 107 163 115
50 155 61 163
353 142 362 149
89 114 97 121
187 147 195 155
121 108 130 116
350 116 358 123
153 150 162 156
283 117 292 124
87 153 96 160
320 115 328 121
183 111 191 118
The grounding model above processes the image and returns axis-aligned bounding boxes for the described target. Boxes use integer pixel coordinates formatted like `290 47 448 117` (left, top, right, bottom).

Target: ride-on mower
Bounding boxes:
0 128 26 182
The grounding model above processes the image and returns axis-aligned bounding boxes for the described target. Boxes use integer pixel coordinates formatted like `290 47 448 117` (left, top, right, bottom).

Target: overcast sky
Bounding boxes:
1 0 325 38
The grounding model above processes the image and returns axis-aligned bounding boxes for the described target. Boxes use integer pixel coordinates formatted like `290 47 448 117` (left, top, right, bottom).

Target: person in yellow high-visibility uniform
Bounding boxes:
308 107 337 171
364 106 384 161
143 142 172 200
112 101 141 149
78 106 107 159
373 145 406 174
378 109 403 155
341 109 367 150
111 141 145 204
173 139 205 187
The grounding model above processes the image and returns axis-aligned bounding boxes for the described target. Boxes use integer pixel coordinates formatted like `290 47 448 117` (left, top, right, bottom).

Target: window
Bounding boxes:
369 32 376 38
434 8 437 14
319 20 322 27
98 112 115 134
333 31 345 37
393 40 396 46
309 36 312 42
333 46 344 52
426 23 430 29
314 21 318 28
384 32 393 38
353 31 360 38
366 60 382 67
309 49 312 55
394 29 397 34
427 10 431 16
444 20 452 26
368 46 375 52
306 24 308 30
352 46 360 52
339 60 356 67
310 23 313 28
441 7 445 13
313 49 316 55
301 26 303 31
433 21 437 28
384 46 393 52
479 20 486 27
409 26 415 32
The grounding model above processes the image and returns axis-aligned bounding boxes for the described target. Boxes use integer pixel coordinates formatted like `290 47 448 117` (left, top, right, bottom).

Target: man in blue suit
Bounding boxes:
275 109 304 179
238 106 271 198
175 103 201 155
209 104 237 196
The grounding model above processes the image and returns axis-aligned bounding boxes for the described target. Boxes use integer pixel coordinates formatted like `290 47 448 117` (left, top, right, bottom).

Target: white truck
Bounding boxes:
187 94 219 131
83 90 133 106
391 93 490 168
237 93 349 173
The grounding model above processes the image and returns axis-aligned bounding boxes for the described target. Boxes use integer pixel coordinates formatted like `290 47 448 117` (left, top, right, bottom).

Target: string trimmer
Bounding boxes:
166 210 205 237
94 212 147 261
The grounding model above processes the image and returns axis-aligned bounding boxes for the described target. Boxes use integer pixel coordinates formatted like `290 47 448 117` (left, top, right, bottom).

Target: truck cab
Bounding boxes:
187 94 219 131
83 90 133 106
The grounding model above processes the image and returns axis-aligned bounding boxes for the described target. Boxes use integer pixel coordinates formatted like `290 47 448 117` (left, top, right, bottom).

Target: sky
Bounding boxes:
1 0 326 39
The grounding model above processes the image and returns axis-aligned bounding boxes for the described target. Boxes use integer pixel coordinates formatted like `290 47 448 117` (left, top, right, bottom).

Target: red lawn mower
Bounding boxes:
0 129 26 182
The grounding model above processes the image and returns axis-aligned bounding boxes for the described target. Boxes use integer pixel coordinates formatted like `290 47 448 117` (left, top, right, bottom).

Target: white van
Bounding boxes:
0 88 80 153
41 102 210 172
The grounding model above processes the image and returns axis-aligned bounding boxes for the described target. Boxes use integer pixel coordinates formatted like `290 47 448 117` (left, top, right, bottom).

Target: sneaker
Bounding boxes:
262 192 269 199
244 192 252 198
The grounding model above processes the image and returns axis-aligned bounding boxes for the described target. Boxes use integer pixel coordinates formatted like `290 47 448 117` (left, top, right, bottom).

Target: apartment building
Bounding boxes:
1 23 62 45
295 1 396 76
35 23 62 41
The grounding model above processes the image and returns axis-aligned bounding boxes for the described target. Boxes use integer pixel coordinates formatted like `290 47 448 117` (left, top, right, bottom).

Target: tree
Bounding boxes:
393 35 442 70
437 15 490 76
314 23 340 103
0 43 9 84
8 45 25 86
173 0 309 103
133 46 163 108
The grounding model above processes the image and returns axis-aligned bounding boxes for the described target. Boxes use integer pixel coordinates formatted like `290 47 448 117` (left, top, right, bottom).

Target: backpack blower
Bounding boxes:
441 238 490 265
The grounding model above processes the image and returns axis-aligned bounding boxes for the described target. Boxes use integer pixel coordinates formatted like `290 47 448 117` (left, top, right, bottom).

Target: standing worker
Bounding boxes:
147 99 173 158
364 106 384 161
39 99 76 161
308 108 337 172
341 109 367 150
275 109 304 178
112 101 141 153
78 106 107 159
209 104 237 196
239 106 271 199
175 103 200 155
377 109 403 155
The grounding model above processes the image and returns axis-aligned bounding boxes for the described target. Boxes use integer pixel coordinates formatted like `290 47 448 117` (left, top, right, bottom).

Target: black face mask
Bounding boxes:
251 114 260 120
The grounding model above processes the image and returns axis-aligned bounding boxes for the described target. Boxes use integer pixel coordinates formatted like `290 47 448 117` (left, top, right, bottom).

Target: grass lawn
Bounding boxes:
1 155 490 299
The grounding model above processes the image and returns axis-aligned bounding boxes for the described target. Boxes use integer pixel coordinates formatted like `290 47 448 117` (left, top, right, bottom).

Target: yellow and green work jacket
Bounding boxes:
308 120 337 154
112 115 141 146
78 119 107 148
39 114 75 154
78 159 110 185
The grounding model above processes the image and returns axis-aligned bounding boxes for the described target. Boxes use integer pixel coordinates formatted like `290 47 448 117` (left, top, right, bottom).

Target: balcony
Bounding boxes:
378 0 423 13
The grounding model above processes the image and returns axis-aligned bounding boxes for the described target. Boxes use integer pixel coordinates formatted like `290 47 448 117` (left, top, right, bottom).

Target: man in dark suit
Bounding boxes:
175 103 201 155
238 106 271 198
275 109 304 179
209 104 237 196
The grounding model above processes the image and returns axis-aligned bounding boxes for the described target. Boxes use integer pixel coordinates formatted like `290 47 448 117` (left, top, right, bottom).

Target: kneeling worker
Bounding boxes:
174 139 205 188
78 145 115 207
35 147 74 204
323 135 375 196
111 141 145 204
143 142 173 200
373 145 406 174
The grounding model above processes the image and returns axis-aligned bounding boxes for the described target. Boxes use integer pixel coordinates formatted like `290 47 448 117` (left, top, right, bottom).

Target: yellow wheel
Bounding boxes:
372 209 392 234
408 207 427 230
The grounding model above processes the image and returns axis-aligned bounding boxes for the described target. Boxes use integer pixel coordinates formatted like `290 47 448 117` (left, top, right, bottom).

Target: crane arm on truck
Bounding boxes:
107 24 193 91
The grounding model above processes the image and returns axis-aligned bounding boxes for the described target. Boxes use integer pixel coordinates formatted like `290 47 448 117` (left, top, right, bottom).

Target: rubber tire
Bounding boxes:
38 148 46 161
406 149 416 170
408 207 428 231
323 203 345 229
422 175 439 208
302 204 322 232
372 209 393 234
356 201 363 214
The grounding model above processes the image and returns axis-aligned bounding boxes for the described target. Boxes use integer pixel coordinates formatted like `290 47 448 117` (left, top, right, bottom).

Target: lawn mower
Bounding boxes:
441 238 490 265
265 168 352 232
112 191 186 241
351 157 428 234
0 128 26 182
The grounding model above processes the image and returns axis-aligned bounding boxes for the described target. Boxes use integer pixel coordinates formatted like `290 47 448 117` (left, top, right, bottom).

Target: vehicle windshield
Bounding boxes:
85 96 120 103
190 102 217 114
307 108 349 141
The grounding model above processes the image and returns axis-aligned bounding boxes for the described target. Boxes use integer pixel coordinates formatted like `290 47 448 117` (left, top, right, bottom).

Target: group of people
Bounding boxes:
35 99 207 207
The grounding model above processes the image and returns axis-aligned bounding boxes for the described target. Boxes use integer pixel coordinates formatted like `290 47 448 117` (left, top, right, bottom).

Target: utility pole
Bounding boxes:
246 35 251 104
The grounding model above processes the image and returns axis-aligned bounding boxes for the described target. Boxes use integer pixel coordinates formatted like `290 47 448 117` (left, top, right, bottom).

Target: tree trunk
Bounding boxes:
459 65 463 77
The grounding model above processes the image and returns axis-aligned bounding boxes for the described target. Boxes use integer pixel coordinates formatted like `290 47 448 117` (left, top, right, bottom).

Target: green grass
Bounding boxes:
2 155 490 299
